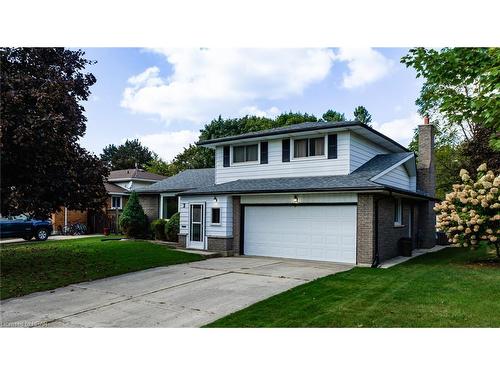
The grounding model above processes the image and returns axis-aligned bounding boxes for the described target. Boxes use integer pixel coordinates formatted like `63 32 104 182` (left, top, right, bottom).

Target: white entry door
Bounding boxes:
188 203 205 249
244 205 357 263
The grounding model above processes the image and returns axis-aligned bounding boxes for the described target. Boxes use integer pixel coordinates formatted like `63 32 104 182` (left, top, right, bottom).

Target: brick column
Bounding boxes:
357 194 376 265
232 196 242 255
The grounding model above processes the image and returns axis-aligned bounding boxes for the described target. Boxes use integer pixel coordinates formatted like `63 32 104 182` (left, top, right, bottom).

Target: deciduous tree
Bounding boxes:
0 47 108 218
101 139 154 170
401 48 500 172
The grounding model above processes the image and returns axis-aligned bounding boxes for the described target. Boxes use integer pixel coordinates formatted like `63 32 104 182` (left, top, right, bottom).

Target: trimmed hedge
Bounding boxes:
165 212 180 242
150 219 167 240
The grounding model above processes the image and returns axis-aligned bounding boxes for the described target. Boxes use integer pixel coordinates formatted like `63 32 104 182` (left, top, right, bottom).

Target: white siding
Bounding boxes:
215 132 350 184
241 192 358 205
179 195 233 239
373 164 411 190
349 132 389 172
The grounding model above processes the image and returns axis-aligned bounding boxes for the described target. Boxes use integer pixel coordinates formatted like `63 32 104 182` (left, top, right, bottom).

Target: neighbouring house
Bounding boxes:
173 119 437 266
51 168 165 233
134 168 215 221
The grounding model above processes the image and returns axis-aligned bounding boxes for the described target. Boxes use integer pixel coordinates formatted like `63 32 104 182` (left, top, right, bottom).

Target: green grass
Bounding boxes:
206 246 500 327
0 236 204 300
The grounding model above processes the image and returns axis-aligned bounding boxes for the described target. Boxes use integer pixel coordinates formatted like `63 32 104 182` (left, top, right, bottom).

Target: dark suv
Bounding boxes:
0 215 53 241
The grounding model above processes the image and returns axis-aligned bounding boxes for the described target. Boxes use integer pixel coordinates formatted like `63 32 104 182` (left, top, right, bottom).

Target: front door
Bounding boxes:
189 204 205 249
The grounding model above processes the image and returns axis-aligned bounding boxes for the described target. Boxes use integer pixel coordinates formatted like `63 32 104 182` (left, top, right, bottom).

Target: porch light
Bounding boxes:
293 195 299 204
213 196 218 203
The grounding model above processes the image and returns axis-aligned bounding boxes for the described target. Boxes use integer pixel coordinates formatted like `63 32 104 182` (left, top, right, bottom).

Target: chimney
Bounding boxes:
416 116 436 249
417 116 435 196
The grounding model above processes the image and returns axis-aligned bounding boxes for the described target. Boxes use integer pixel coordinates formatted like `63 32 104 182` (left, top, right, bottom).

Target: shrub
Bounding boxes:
165 212 180 242
434 163 500 257
150 219 167 240
119 191 148 238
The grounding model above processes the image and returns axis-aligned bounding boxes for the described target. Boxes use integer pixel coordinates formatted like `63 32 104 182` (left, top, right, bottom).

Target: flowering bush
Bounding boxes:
434 163 500 257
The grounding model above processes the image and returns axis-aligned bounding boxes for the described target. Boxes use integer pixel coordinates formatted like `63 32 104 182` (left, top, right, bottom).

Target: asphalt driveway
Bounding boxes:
1 257 352 327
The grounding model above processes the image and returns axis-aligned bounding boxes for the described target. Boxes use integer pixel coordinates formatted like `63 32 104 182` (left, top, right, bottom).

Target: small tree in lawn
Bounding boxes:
434 163 500 257
119 192 148 238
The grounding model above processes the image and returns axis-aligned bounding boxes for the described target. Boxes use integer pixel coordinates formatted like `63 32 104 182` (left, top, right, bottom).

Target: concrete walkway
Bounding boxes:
0 234 104 245
0 257 352 328
379 245 447 268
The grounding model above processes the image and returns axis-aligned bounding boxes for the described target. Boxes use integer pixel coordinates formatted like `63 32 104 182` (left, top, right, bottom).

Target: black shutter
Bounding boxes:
328 134 337 159
282 139 290 162
260 142 268 164
309 139 315 156
223 146 230 167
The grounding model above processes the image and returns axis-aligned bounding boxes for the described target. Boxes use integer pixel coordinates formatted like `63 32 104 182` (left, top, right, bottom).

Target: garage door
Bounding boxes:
244 205 356 263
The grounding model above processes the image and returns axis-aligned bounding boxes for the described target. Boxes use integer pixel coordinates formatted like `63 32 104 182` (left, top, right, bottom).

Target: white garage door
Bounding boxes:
244 205 356 263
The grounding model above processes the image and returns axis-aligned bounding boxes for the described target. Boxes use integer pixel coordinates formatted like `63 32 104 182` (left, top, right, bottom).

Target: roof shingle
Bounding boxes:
134 168 215 193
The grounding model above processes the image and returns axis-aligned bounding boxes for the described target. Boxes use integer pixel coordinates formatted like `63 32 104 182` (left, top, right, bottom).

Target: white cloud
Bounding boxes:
137 130 200 161
121 48 335 124
372 113 420 147
334 48 394 89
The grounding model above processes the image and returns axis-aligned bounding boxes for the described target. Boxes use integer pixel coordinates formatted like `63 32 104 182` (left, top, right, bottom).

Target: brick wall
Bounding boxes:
377 197 414 261
356 194 375 265
417 201 436 248
232 196 242 255
178 234 187 248
207 236 234 255
51 209 88 233
138 195 159 223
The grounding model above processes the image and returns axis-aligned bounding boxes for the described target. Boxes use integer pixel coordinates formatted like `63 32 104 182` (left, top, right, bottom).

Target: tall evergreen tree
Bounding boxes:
353 106 372 125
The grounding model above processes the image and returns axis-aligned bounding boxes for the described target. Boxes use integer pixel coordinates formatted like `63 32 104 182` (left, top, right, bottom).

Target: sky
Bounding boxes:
80 48 423 161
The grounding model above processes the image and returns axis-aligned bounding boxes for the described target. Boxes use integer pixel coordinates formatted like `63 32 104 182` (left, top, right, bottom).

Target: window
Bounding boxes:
211 208 221 224
293 137 325 158
162 196 179 219
233 144 258 163
394 198 402 225
111 196 122 209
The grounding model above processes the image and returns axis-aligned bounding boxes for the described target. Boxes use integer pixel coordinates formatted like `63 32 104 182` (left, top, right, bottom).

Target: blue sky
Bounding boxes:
80 48 423 161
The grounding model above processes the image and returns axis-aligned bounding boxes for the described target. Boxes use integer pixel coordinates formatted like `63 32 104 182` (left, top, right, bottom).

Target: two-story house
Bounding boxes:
176 119 437 266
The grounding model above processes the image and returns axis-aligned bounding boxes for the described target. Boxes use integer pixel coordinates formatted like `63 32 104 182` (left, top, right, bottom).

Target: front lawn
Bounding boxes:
207 246 500 327
0 236 204 300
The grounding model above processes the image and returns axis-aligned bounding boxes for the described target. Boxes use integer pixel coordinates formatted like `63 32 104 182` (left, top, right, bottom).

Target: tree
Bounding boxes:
119 191 148 238
353 106 372 125
321 109 346 122
0 47 108 218
401 48 500 172
145 155 175 177
274 111 318 126
101 139 155 170
169 144 215 173
434 164 500 257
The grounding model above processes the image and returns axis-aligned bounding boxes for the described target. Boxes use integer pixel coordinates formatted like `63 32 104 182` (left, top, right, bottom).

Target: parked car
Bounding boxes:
0 214 53 241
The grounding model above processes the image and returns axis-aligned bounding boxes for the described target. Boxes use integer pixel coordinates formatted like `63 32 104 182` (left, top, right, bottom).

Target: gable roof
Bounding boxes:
134 168 215 193
104 182 129 194
179 152 430 198
197 121 409 152
107 169 165 181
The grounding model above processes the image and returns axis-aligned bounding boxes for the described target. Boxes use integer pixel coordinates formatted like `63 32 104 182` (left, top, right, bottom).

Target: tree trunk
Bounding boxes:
495 243 500 258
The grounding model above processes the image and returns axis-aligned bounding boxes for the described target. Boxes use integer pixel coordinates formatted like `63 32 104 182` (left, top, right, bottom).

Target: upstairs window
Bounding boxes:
293 137 325 158
233 144 258 163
